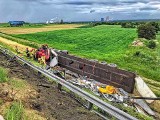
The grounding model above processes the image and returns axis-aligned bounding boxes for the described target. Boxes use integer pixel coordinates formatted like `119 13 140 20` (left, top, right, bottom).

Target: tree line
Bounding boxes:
92 21 160 40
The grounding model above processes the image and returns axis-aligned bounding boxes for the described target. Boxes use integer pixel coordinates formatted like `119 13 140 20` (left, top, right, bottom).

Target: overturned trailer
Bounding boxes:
56 51 136 93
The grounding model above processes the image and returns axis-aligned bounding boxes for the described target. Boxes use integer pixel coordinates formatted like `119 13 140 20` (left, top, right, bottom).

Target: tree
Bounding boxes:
147 41 156 49
121 23 126 28
121 22 136 28
137 24 156 40
147 22 160 33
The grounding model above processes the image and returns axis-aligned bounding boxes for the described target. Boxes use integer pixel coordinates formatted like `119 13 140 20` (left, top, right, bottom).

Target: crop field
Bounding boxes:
12 25 160 83
0 24 83 34
13 25 136 55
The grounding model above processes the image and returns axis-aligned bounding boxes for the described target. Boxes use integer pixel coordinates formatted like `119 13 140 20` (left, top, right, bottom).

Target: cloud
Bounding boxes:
0 0 160 22
64 1 93 5
139 7 158 11
90 10 95 13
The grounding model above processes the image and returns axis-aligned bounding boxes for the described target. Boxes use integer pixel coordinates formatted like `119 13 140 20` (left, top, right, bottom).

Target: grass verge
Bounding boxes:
0 33 40 49
5 101 24 120
0 67 8 83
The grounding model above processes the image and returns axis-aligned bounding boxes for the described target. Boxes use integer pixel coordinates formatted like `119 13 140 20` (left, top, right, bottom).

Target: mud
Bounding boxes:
0 52 102 120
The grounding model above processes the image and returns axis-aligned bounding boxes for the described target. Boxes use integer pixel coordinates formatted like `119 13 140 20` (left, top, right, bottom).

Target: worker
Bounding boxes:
15 46 20 54
30 48 36 60
26 48 30 58
39 53 46 67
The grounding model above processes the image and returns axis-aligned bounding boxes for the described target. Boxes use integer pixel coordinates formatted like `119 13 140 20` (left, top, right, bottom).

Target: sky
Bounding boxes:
0 0 160 23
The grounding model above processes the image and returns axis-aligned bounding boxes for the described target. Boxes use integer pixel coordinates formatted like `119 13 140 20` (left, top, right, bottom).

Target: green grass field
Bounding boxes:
12 25 160 83
13 25 136 57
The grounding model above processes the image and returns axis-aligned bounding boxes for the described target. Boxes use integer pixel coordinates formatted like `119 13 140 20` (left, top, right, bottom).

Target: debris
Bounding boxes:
133 99 155 116
134 104 146 115
135 76 157 103
61 50 68 54
50 49 58 67
108 63 117 68
100 61 107 65
102 94 116 102
90 59 98 62
38 84 52 88
50 57 58 67
65 70 79 78
117 88 128 97
98 85 116 94
0 115 4 120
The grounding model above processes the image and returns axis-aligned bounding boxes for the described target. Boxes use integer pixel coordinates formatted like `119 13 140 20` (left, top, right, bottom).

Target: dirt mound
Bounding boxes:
0 52 102 120
132 39 144 46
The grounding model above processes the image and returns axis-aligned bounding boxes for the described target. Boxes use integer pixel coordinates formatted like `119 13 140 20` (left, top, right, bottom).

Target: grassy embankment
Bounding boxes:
0 65 45 120
0 25 159 96
12 25 160 81
0 45 152 120
0 67 8 83
0 67 24 120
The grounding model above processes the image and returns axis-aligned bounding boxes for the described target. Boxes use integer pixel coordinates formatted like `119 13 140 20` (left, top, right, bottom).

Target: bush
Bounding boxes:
147 41 156 49
134 51 141 56
0 67 8 83
137 24 156 40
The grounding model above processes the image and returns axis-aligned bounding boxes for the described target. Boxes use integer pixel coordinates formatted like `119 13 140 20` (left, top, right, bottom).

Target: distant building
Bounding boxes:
46 21 49 24
8 21 25 27
101 18 104 22
106 16 110 22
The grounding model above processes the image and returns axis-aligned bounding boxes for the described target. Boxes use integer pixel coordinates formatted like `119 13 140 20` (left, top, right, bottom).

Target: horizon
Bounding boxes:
1 18 160 24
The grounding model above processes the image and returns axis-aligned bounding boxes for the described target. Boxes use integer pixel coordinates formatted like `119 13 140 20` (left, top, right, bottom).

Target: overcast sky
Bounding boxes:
0 0 160 23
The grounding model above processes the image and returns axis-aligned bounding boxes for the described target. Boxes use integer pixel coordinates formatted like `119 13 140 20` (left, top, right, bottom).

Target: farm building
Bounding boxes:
8 21 25 27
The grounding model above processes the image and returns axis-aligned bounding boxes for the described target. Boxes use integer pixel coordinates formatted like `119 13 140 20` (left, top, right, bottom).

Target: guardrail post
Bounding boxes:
57 83 62 91
38 71 42 76
86 101 93 110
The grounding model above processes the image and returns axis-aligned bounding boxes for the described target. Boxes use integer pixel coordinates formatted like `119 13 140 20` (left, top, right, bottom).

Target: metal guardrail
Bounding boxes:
0 46 137 120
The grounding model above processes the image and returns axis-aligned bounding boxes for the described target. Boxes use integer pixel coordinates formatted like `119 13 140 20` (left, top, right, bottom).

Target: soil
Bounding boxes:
0 52 102 120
